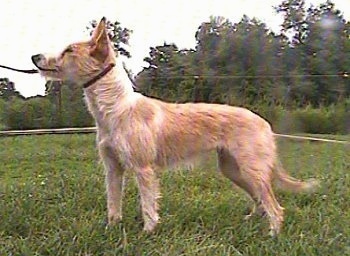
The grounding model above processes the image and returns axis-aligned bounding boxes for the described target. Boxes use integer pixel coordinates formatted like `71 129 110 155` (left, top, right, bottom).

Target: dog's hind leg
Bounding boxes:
217 148 284 236
99 143 125 225
217 148 259 218
257 176 285 236
135 166 161 232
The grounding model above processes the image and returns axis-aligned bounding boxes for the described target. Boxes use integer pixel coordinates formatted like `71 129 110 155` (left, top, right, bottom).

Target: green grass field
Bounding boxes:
0 134 349 255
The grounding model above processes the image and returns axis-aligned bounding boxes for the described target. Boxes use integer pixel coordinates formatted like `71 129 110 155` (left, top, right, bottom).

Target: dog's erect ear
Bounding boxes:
91 17 107 41
90 17 110 62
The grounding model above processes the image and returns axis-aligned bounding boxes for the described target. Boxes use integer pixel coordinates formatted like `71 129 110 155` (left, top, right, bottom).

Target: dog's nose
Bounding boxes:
31 54 44 64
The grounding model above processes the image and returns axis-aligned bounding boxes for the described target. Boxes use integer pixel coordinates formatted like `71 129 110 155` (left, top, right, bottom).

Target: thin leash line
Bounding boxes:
275 133 350 145
0 64 38 74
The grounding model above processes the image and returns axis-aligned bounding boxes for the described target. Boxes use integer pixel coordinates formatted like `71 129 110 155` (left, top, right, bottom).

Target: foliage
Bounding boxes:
292 102 350 134
3 96 55 130
0 134 349 255
0 78 24 100
243 100 350 135
0 98 6 129
137 1 350 108
59 85 94 128
1 83 94 130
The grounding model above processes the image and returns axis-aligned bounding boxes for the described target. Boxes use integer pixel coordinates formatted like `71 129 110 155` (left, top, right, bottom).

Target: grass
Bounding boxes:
0 134 349 255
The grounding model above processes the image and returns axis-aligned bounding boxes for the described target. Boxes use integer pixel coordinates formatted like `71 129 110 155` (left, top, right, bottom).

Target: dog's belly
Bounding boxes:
154 129 221 168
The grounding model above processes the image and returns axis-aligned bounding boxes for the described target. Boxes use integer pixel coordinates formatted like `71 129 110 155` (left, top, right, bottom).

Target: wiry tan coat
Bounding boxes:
32 17 318 236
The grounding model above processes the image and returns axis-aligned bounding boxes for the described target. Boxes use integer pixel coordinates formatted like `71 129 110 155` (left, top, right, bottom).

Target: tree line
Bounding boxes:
0 0 349 133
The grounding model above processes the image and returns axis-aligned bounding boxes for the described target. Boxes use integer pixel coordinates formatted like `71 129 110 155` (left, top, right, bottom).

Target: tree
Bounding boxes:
3 96 55 130
275 0 350 106
275 0 308 45
303 1 350 105
59 83 94 127
45 81 63 126
139 43 181 99
137 15 290 105
45 80 94 128
192 15 286 105
0 78 24 100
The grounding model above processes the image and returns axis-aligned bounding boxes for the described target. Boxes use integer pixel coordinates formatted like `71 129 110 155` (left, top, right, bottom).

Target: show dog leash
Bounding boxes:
1 63 116 89
0 64 38 74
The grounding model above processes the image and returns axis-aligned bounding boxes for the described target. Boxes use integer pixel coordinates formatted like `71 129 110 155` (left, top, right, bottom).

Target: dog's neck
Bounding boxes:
83 63 115 89
83 59 139 124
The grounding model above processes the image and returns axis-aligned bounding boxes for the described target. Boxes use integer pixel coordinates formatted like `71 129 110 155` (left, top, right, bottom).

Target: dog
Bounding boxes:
31 17 318 236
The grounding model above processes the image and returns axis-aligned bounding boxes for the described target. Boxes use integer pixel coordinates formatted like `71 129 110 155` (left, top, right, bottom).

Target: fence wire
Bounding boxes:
1 127 349 145
138 73 349 79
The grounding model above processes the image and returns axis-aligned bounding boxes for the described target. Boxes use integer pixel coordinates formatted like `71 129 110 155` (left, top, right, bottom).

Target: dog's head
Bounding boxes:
32 17 115 85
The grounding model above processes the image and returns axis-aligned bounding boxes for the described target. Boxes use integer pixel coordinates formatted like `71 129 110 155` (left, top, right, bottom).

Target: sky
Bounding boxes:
0 0 349 97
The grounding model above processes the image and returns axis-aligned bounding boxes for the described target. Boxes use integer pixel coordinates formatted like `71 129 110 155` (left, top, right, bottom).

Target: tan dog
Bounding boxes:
31 17 318 236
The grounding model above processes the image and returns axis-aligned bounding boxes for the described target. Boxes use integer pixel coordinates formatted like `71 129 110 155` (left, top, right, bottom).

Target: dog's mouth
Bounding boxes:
32 62 57 72
31 54 58 72
35 65 57 72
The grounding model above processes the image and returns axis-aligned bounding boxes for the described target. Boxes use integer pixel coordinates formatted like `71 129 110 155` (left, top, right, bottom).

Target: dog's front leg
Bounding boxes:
99 145 125 225
135 166 160 232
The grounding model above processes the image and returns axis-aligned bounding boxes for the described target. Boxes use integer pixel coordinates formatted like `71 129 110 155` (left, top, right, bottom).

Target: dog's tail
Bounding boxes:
273 160 320 193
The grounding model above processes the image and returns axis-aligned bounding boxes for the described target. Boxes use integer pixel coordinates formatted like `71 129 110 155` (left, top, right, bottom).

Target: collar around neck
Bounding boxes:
83 63 115 89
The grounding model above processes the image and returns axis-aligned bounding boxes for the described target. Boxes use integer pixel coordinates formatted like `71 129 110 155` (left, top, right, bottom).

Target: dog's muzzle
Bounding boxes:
31 54 57 72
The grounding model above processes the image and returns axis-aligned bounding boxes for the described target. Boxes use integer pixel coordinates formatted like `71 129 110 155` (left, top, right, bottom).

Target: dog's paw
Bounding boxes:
244 213 254 221
108 215 122 226
244 205 266 220
268 228 279 237
143 219 159 233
